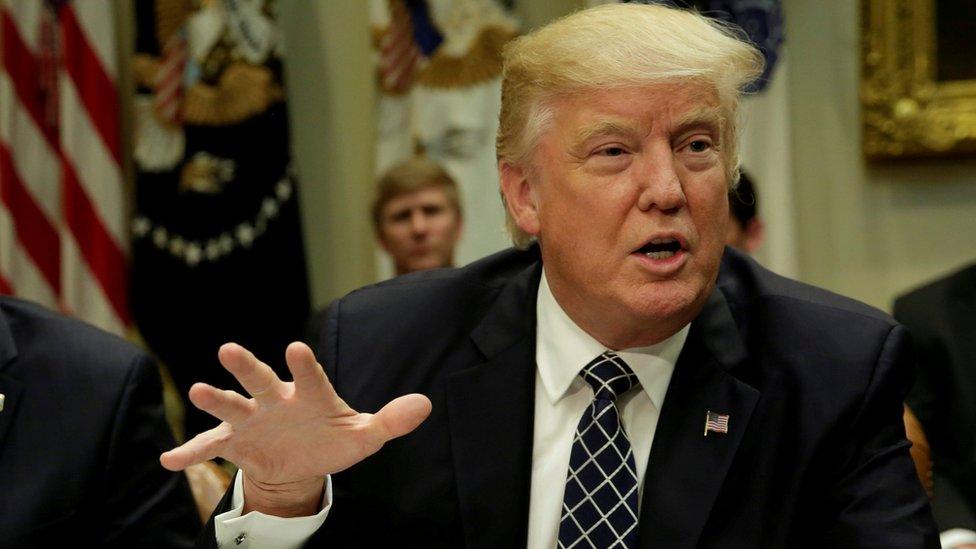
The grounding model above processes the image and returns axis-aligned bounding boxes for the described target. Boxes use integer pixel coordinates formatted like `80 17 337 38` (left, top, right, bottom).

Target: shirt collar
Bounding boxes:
535 269 689 411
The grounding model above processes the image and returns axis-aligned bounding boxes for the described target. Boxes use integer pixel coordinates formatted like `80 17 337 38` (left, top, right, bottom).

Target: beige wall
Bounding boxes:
279 2 379 308
282 0 976 312
787 0 976 311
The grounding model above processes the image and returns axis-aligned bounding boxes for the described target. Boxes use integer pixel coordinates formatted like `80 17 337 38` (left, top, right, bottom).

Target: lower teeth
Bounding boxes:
645 250 675 259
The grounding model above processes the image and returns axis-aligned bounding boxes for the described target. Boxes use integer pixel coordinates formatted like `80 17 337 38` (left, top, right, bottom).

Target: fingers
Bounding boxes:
373 394 432 441
188 382 254 425
285 342 355 416
160 422 233 471
219 343 283 403
285 342 329 398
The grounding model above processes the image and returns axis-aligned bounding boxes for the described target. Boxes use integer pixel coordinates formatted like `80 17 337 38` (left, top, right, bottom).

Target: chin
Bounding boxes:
627 279 711 324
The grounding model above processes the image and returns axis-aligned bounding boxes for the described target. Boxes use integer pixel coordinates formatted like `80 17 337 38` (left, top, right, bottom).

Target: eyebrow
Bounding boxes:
569 120 647 151
569 105 726 151
671 105 725 137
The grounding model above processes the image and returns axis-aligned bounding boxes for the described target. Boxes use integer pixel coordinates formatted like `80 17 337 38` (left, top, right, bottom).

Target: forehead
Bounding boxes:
546 82 723 139
381 186 452 213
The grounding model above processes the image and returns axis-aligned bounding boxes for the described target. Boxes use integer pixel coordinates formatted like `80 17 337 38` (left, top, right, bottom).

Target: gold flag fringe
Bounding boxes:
416 25 516 89
132 54 162 90
181 62 283 126
373 24 518 94
154 0 194 49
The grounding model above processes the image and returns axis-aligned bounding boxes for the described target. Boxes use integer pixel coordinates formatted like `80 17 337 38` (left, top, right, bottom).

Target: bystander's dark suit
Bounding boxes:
0 296 199 547
894 262 976 530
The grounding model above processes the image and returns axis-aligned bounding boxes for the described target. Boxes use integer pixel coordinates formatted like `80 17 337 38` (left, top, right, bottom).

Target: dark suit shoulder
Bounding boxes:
0 296 198 548
719 247 895 329
0 296 146 384
893 261 976 317
321 247 539 402
715 249 906 412
338 246 538 322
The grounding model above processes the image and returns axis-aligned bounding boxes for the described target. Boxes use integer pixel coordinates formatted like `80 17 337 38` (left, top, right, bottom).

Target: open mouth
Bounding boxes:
637 238 683 260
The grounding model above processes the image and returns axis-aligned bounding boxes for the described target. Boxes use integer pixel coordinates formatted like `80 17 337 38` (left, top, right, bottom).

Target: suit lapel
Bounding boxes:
638 287 759 548
446 262 541 548
0 306 22 453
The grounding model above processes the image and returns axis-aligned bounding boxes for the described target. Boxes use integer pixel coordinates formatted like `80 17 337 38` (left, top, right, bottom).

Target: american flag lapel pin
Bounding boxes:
704 410 729 436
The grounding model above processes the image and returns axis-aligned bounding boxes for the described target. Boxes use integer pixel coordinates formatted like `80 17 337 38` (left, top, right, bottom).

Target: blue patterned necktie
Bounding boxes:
557 351 641 549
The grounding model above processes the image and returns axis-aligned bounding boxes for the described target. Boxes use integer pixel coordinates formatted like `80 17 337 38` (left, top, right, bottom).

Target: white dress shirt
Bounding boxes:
215 270 689 547
527 271 687 548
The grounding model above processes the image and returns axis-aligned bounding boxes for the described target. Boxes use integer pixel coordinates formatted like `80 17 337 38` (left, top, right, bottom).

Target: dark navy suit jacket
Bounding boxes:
203 246 937 548
0 296 199 548
895 262 976 530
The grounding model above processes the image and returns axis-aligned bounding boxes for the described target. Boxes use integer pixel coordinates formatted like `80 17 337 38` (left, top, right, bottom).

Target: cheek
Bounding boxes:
691 182 729 222
387 227 413 247
433 217 460 240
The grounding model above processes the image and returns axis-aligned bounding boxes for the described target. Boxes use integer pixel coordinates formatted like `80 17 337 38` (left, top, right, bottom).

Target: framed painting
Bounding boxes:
861 0 976 159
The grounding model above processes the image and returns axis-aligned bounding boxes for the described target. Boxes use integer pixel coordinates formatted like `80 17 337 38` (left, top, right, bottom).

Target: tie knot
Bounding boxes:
580 352 639 401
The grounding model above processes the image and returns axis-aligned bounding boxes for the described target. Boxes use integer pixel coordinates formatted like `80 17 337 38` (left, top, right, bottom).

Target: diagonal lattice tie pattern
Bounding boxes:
558 351 641 549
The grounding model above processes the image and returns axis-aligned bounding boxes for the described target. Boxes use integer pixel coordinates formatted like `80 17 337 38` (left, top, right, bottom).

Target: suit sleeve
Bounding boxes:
819 324 939 548
99 353 200 548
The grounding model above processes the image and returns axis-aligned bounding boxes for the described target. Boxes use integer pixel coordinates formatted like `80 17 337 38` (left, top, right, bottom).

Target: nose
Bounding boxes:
636 148 687 213
409 210 429 235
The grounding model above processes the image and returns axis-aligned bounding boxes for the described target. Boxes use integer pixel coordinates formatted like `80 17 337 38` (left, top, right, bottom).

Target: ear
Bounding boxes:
743 217 765 253
499 160 541 237
376 230 393 253
454 215 464 239
446 210 463 245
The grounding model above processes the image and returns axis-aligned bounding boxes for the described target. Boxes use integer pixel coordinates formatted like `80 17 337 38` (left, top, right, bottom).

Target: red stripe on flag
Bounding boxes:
0 273 13 294
1 11 59 149
60 157 129 324
58 6 122 166
0 143 62 296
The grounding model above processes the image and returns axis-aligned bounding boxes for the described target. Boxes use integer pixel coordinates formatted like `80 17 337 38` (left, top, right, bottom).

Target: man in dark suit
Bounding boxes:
895 262 976 535
162 4 937 547
0 296 199 547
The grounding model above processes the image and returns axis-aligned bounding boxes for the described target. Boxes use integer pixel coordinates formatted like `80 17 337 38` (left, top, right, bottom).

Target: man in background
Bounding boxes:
372 156 464 276
725 169 764 254
306 157 463 343
0 296 199 547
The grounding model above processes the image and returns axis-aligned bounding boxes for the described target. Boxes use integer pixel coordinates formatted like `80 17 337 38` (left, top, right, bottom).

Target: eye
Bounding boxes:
597 146 626 157
687 139 712 153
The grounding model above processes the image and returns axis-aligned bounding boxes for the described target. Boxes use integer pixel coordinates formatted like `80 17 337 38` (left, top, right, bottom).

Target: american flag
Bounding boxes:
377 0 422 94
705 410 730 436
1 0 128 335
152 30 186 126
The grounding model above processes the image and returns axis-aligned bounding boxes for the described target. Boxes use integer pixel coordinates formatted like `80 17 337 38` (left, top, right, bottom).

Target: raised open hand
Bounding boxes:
160 341 431 516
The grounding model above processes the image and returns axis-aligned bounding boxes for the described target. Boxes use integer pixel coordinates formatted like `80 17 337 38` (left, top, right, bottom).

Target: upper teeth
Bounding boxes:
646 250 675 259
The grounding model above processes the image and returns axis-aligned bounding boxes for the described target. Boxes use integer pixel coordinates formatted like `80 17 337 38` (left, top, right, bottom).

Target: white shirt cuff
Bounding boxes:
214 471 332 548
941 528 976 549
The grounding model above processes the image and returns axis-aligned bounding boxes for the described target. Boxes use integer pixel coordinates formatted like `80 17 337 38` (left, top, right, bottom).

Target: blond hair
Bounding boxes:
372 157 461 233
496 3 764 248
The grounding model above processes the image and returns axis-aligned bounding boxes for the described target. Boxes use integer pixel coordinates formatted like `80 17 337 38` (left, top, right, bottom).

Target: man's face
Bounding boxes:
378 186 462 275
504 83 730 348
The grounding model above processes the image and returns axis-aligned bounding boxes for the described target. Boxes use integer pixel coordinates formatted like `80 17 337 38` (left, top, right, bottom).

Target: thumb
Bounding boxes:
374 393 432 440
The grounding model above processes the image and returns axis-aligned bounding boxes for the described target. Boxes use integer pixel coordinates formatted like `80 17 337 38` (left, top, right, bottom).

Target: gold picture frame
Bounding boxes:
861 0 976 159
